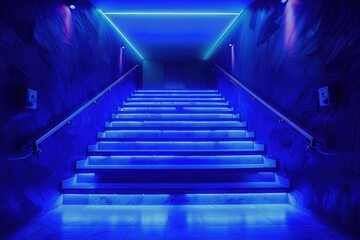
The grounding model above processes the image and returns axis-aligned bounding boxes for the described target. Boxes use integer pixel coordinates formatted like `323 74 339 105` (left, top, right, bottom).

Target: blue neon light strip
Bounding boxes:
104 12 240 16
98 9 144 60
203 10 244 60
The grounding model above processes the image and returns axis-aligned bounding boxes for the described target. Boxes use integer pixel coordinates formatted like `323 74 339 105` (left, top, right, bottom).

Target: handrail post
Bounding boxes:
309 138 317 149
32 142 41 154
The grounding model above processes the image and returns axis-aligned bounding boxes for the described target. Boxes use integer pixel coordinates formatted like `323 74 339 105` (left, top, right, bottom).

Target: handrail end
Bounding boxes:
311 138 317 149
307 138 318 150
32 142 42 154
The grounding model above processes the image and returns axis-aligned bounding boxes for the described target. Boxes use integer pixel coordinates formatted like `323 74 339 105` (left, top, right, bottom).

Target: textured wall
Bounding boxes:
0 0 140 236
212 0 360 237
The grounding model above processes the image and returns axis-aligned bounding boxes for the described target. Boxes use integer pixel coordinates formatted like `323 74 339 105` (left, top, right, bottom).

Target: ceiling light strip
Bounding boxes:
98 9 144 60
203 10 244 60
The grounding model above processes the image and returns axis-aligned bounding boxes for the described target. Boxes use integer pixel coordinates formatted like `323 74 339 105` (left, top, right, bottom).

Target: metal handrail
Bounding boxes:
216 64 318 148
32 65 139 153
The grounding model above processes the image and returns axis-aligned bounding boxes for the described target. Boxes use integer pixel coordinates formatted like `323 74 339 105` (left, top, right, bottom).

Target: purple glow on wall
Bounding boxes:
119 47 124 74
231 44 235 73
284 0 299 54
58 5 72 43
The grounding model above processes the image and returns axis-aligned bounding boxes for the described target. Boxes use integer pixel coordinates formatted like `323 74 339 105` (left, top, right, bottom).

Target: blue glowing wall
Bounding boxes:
0 0 140 236
142 60 213 89
211 0 360 236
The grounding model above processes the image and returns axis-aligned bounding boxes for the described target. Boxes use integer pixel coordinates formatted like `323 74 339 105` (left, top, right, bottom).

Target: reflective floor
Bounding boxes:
7 204 351 240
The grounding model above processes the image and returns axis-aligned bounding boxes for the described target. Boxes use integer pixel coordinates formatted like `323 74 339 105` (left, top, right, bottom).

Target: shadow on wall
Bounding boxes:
212 0 360 237
0 0 141 236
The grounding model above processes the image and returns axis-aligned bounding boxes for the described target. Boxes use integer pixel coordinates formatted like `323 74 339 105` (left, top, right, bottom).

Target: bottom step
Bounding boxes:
62 193 289 205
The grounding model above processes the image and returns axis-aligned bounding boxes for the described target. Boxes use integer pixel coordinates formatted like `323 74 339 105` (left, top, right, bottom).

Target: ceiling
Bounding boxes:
91 0 254 60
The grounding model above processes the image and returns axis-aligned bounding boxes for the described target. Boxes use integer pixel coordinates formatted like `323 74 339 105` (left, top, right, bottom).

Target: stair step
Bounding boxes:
62 179 289 194
75 172 276 183
87 155 266 165
105 126 247 130
118 107 234 113
77 161 276 171
112 113 239 120
123 102 229 107
62 192 289 205
88 147 265 156
135 90 218 93
131 93 222 97
98 130 254 140
105 121 246 129
128 98 225 102
75 160 277 183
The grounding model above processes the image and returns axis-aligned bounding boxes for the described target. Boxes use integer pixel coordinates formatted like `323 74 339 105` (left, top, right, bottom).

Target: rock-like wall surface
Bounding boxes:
212 0 360 237
0 0 141 236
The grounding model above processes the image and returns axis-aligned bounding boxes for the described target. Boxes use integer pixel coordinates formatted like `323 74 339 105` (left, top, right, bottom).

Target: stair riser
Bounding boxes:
135 90 218 93
105 127 248 131
99 130 252 139
63 188 289 194
123 102 229 107
113 114 238 119
131 94 222 97
98 138 255 142
106 121 246 128
106 122 245 128
96 142 255 150
62 193 289 205
119 108 234 113
76 171 276 183
88 150 265 156
88 156 265 165
108 118 241 122
128 98 225 102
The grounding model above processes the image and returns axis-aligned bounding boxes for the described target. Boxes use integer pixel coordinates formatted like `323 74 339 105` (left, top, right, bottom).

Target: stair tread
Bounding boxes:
105 127 247 131
123 102 229 106
120 107 232 109
76 162 276 170
90 147 264 152
86 155 266 165
107 120 244 124
108 118 241 122
63 180 289 189
114 113 237 116
135 90 218 93
131 94 222 97
128 99 225 102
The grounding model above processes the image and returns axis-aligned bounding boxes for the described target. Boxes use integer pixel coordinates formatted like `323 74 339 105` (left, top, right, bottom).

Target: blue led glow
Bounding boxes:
78 173 95 176
99 11 245 60
203 10 244 60
103 12 240 16
62 193 289 205
97 9 144 60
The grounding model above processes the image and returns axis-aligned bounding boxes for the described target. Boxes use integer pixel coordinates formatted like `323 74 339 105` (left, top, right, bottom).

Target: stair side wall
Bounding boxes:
211 0 360 237
0 0 141 236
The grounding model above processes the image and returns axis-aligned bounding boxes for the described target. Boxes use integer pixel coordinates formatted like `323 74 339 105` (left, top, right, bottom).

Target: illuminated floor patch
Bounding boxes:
6 204 350 239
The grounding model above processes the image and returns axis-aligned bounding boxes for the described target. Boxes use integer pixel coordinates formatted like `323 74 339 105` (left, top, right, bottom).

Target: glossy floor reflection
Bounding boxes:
7 204 351 240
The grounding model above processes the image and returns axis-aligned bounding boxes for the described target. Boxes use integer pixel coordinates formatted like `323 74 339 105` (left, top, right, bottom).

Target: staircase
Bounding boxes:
62 90 290 205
